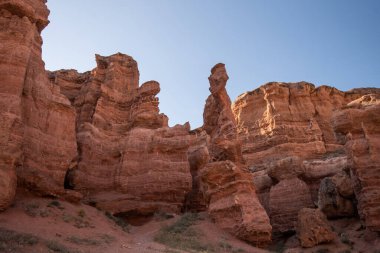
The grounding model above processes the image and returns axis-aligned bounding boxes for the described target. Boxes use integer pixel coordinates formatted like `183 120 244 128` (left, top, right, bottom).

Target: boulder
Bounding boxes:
297 208 335 248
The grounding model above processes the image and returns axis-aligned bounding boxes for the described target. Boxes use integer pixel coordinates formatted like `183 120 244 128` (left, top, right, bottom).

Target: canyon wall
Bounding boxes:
49 54 193 215
1 0 380 249
0 0 77 210
332 94 380 231
232 82 380 233
0 0 193 216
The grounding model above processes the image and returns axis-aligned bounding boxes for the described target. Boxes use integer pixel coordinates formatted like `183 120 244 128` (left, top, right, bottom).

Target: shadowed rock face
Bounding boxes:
297 208 335 248
0 0 77 210
200 63 272 246
333 95 380 231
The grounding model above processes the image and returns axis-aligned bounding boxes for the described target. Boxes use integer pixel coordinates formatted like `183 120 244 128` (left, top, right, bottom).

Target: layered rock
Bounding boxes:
297 208 335 248
199 63 272 246
49 53 192 215
0 0 77 208
269 178 314 233
184 129 209 212
232 82 380 235
333 94 380 231
318 173 355 218
232 83 376 172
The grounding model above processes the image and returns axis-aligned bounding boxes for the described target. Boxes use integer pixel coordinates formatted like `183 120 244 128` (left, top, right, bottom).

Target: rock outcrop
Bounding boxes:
333 94 380 231
1 0 193 216
232 82 380 234
49 54 193 215
0 0 77 209
297 208 335 248
232 83 376 172
318 173 355 218
269 178 314 233
199 63 272 246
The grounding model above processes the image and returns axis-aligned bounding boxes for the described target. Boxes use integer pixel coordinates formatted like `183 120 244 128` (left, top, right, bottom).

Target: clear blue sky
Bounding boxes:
42 0 380 128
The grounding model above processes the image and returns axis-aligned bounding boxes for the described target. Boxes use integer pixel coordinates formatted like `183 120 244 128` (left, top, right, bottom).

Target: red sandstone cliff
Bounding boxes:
1 0 380 251
49 54 193 216
0 0 77 210
198 64 272 246
232 82 380 235
333 94 380 231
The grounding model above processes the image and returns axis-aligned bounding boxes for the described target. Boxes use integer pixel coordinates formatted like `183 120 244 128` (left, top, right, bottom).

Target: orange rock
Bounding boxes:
51 53 192 215
297 208 335 248
200 63 272 246
0 0 77 208
269 178 314 233
333 94 380 231
232 82 380 235
318 174 355 218
232 83 375 172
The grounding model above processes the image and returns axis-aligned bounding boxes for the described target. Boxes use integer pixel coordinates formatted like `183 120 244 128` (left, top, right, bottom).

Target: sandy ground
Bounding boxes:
0 190 267 253
1 190 379 253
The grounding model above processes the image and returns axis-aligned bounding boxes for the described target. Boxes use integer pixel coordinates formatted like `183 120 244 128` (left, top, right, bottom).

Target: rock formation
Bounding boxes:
49 54 193 216
0 0 193 217
0 0 77 210
318 173 355 218
199 63 272 246
297 208 335 248
333 94 380 231
269 178 314 233
1 0 380 251
232 82 380 234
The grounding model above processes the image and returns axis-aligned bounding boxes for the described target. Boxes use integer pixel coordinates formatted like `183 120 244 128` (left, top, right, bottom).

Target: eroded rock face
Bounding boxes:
0 0 77 208
49 53 192 215
232 82 380 235
269 178 314 233
318 174 355 218
232 83 374 172
297 208 335 248
333 94 380 231
199 63 272 246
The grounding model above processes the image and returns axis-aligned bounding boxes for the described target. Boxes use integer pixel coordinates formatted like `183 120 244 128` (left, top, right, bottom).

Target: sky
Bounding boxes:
42 0 380 128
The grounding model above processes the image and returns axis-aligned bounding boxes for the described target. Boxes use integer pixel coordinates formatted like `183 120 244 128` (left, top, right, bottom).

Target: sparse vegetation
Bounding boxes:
232 249 246 253
154 210 175 221
78 209 86 218
46 240 77 253
154 212 215 252
67 236 100 246
105 211 130 232
39 208 50 217
340 233 354 248
100 234 115 244
0 228 39 252
219 241 233 251
24 202 40 217
315 248 331 253
164 249 181 253
48 200 64 209
62 213 92 228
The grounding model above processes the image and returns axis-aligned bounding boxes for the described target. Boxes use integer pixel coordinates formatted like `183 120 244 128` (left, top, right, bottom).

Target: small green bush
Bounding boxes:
154 213 215 252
